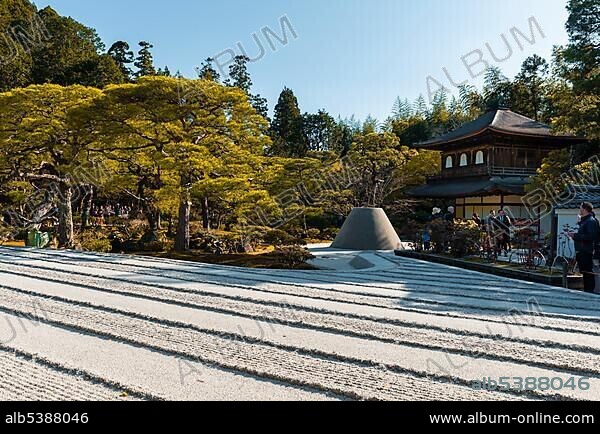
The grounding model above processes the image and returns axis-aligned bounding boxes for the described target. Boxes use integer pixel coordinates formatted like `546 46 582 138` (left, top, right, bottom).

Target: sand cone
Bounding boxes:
331 208 402 251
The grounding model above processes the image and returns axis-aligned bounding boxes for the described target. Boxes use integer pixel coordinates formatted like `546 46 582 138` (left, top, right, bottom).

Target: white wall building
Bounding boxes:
554 186 600 259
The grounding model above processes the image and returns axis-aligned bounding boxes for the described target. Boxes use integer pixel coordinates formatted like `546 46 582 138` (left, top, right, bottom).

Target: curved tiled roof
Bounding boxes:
409 177 530 198
417 109 583 147
555 186 600 210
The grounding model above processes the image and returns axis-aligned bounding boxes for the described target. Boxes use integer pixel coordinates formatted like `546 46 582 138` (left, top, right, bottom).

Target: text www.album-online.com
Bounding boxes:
430 413 595 424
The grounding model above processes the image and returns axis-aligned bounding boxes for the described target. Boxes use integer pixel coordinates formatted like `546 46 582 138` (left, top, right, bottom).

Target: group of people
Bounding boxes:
472 209 513 256
420 206 456 251
568 202 600 294
90 203 132 226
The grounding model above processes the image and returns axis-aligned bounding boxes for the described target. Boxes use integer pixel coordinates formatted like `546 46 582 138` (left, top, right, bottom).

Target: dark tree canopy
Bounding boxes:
134 41 156 78
270 87 307 157
108 41 135 80
0 1 126 91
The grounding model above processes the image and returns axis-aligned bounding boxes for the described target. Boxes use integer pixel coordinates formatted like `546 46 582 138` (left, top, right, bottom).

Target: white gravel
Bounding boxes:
0 247 598 401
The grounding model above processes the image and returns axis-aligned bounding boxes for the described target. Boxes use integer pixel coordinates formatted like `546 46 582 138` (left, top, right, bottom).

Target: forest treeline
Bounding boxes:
0 0 597 252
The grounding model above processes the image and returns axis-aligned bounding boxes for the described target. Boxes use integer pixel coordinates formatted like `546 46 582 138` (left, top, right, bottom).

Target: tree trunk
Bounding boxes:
167 216 174 237
175 189 191 252
57 184 74 248
201 196 210 231
80 186 93 231
144 204 161 232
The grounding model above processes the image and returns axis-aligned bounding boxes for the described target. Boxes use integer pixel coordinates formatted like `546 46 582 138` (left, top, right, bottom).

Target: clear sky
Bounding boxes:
35 0 571 121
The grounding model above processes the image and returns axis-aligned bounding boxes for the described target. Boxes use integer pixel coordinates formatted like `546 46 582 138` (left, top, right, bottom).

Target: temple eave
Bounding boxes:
409 177 529 199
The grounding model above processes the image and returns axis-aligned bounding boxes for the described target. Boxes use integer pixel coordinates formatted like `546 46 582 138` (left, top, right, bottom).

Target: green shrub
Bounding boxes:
263 229 300 247
190 232 245 255
321 227 340 241
77 230 112 253
305 228 321 241
139 238 173 252
448 220 481 258
267 246 315 269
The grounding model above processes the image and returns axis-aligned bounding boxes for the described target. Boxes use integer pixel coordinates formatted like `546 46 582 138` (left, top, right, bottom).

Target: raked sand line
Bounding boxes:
0 287 524 402
1 255 600 340
2 252 600 323
1 263 598 352
0 312 337 401
3 265 600 359
2 263 600 355
0 282 600 399
18 246 580 298
1 248 597 401
8 248 598 310
0 278 596 400
0 346 147 401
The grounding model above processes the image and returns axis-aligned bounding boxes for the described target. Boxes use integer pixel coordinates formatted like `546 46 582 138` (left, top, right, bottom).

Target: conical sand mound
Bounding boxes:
331 208 402 251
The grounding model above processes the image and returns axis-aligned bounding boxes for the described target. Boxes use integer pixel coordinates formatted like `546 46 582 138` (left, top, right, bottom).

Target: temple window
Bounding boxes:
475 151 485 165
460 153 468 167
445 156 453 169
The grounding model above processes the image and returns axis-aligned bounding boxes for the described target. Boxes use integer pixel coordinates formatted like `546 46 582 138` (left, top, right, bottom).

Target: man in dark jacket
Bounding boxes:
569 202 600 294
496 209 513 254
593 212 600 264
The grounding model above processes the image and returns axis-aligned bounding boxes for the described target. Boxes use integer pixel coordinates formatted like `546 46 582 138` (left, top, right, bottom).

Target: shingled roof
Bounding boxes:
409 177 530 199
555 186 600 210
417 109 584 148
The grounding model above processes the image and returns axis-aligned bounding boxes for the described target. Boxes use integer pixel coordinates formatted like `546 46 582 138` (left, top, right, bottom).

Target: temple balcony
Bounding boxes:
428 166 538 182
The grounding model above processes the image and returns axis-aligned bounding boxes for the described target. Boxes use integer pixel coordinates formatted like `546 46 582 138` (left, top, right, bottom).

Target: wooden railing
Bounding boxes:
429 166 538 181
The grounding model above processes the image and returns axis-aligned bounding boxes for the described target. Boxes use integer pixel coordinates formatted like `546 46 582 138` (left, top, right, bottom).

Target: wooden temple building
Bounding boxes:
410 108 586 235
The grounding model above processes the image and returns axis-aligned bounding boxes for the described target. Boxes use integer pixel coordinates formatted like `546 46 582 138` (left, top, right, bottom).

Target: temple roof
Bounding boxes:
409 177 530 199
417 109 584 148
555 186 600 210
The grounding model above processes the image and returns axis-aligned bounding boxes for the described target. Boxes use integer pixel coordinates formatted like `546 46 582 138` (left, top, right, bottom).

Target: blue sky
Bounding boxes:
35 0 571 121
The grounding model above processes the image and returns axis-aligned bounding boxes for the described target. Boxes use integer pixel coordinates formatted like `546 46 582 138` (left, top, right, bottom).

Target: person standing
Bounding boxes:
496 209 513 254
569 202 600 294
431 207 443 221
486 210 496 230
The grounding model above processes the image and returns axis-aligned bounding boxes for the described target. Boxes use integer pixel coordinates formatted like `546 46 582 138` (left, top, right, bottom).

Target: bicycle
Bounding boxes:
508 248 547 271
476 232 497 263
551 232 578 276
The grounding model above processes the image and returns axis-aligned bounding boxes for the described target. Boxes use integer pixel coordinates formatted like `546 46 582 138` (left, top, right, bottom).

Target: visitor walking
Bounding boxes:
568 202 599 294
422 229 431 252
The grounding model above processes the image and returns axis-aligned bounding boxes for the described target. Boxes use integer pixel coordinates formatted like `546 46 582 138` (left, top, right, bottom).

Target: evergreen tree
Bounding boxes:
30 7 125 87
157 65 171 76
108 41 134 80
550 0 599 154
391 97 412 120
197 57 220 82
482 67 512 110
270 87 306 157
225 55 269 118
512 55 549 121
134 41 156 77
302 110 337 152
413 95 428 117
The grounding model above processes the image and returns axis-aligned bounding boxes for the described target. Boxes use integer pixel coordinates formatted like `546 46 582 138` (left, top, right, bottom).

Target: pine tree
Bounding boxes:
134 41 156 77
197 57 220 82
157 66 171 77
226 55 269 118
108 41 134 80
270 87 306 157
413 95 428 117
